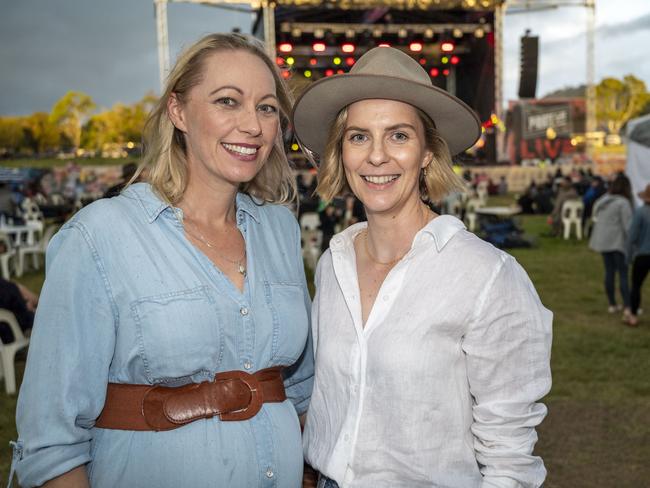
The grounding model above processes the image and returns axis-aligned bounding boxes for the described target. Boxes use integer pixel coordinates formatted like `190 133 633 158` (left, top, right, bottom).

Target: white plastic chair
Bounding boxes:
300 212 320 231
0 233 17 280
476 181 489 204
562 199 584 240
464 198 484 232
20 198 44 223
0 308 30 394
18 224 56 276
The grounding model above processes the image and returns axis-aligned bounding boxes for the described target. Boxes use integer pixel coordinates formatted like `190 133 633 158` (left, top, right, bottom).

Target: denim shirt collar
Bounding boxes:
123 183 261 225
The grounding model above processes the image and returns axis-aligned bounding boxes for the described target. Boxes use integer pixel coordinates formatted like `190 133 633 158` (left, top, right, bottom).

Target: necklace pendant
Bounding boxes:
238 263 247 276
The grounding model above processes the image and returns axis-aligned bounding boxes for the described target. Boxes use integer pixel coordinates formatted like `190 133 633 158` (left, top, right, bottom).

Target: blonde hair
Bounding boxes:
137 33 296 205
316 104 465 203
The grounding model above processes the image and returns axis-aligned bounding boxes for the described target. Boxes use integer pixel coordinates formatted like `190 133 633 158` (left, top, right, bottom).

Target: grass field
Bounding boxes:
1 203 649 486
1 157 133 169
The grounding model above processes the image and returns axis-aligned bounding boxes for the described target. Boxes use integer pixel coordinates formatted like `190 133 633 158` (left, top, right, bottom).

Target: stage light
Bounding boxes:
419 57 427 65
451 56 460 65
314 28 325 39
309 58 318 66
378 42 391 47
342 43 356 53
304 70 312 78
474 28 485 39
291 28 302 38
286 57 295 66
278 42 293 53
276 57 285 66
441 41 455 53
442 56 449 64
424 28 434 39
337 69 345 74
453 28 463 39
430 68 439 77
345 29 356 39
409 42 423 52
281 71 291 79
291 143 299 151
312 42 326 52
398 28 408 39
372 28 383 38
325 69 334 77
333 57 342 65
443 69 450 76
346 57 355 66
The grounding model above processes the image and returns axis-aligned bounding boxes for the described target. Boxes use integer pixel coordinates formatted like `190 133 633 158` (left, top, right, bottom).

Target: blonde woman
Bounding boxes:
12 33 313 488
293 47 552 487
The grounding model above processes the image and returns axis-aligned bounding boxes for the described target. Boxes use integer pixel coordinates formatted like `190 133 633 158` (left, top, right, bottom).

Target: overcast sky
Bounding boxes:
1 0 649 116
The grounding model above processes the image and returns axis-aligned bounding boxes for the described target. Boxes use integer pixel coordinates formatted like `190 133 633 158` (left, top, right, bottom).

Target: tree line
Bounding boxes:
0 91 156 157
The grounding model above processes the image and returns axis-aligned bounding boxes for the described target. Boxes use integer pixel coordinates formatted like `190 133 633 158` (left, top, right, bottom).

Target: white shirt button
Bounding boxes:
266 468 274 478
243 361 252 370
240 307 249 316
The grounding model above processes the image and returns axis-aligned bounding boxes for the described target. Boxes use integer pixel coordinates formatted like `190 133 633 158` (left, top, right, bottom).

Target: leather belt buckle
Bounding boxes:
214 370 263 421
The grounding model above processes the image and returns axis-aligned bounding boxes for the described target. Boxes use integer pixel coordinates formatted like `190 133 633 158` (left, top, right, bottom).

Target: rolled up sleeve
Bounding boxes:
282 219 314 416
462 256 553 488
13 222 117 487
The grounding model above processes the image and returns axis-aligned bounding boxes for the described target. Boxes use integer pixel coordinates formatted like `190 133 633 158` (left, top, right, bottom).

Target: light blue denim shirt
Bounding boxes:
11 183 313 488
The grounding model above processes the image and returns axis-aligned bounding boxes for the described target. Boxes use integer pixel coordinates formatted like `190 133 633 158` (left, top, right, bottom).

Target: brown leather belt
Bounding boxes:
95 366 286 431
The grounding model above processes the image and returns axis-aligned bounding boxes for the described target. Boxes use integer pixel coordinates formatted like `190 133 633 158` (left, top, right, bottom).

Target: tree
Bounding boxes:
596 75 650 135
0 117 25 153
23 112 61 154
49 91 96 149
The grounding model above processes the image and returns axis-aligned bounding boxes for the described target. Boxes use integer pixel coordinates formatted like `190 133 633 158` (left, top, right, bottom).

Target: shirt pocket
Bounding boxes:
131 285 224 383
264 281 309 363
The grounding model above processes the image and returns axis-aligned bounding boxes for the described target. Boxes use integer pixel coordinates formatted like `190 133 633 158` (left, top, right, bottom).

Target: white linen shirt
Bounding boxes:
303 215 552 488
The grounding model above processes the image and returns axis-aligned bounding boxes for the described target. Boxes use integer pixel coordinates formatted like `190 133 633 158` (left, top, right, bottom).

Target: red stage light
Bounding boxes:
337 69 345 74
430 67 439 77
341 43 356 53
281 70 291 79
325 69 335 77
409 42 423 52
278 42 293 53
345 57 355 66
276 57 285 66
451 55 460 65
312 42 326 52
419 58 427 65
443 69 450 76
309 58 317 66
441 41 454 53
378 42 391 47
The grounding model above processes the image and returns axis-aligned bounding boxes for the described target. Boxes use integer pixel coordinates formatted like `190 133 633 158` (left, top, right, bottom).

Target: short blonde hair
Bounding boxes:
138 33 296 205
316 105 465 203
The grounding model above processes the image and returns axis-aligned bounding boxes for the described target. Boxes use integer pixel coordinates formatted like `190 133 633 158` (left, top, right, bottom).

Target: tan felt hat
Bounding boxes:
292 46 481 159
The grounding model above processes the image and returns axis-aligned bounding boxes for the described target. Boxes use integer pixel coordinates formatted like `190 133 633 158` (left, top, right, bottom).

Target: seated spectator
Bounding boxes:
0 181 17 219
0 278 38 343
549 177 579 236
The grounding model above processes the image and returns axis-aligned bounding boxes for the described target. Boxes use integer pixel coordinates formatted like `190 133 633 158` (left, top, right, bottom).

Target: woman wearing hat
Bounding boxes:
626 184 650 327
293 47 552 487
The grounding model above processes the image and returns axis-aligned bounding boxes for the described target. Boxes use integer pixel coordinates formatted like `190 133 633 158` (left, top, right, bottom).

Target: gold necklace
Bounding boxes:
180 213 247 277
362 230 406 267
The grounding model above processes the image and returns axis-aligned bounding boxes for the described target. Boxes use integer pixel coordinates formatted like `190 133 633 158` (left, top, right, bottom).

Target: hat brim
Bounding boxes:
292 73 481 159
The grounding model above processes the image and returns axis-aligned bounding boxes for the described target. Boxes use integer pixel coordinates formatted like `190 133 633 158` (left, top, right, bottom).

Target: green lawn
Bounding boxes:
1 157 133 169
2 205 649 486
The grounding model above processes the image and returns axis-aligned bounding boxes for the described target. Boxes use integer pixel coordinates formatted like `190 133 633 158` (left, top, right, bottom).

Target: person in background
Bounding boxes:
625 183 650 327
589 174 634 318
549 176 579 236
12 33 312 488
293 46 552 488
0 181 17 219
0 277 38 343
102 162 139 199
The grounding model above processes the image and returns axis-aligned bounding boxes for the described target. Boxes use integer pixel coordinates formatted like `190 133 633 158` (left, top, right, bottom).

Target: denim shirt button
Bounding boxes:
244 360 252 370
240 306 249 316
266 468 274 478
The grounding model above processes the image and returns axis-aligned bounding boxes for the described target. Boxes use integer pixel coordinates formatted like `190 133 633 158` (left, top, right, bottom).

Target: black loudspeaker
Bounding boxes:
518 35 539 99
